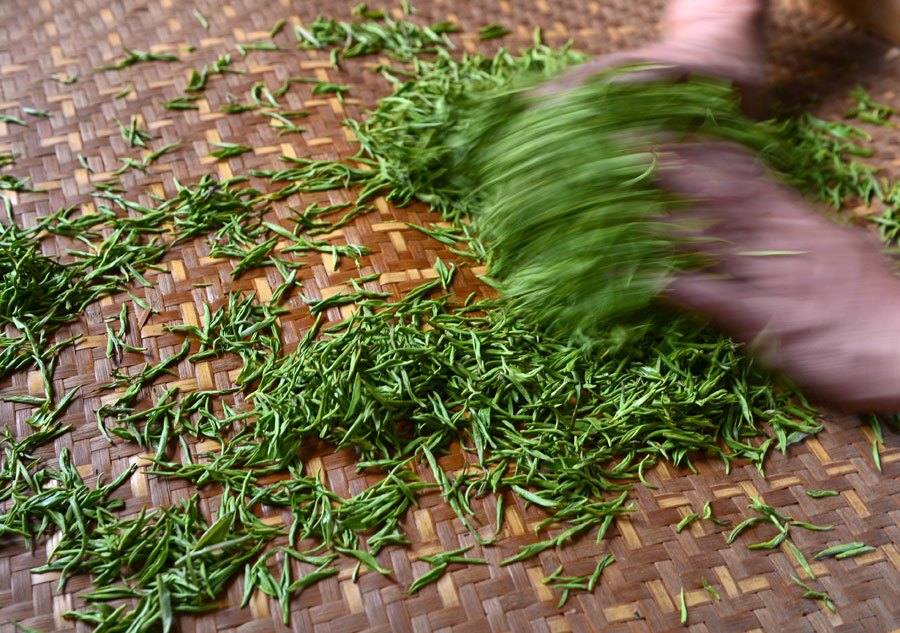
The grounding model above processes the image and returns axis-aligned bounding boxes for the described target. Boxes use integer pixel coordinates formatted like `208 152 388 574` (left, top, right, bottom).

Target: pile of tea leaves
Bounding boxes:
1 7 898 632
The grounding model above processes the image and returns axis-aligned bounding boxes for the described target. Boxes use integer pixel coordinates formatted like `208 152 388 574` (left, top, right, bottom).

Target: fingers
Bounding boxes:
662 273 747 323
656 142 771 201
533 40 766 108
529 53 664 98
662 271 788 336
664 268 900 413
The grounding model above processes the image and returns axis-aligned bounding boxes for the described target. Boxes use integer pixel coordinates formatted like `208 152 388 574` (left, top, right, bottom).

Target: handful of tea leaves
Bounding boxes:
450 67 788 342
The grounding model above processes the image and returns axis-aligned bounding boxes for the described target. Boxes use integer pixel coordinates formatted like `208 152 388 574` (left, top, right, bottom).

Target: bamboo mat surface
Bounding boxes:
2 0 900 632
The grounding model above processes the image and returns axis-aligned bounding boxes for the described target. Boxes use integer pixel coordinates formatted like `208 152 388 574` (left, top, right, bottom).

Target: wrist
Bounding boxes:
664 0 766 57
666 0 766 27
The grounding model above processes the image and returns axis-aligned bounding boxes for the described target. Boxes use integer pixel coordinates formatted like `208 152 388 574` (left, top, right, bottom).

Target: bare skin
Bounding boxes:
548 0 900 411
539 0 768 113
661 145 900 412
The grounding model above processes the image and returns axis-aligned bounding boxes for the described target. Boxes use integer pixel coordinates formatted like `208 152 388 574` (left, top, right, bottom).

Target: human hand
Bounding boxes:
536 0 768 114
659 143 900 412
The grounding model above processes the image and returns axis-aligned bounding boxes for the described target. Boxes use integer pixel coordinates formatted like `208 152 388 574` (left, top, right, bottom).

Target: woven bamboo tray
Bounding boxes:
2 0 900 632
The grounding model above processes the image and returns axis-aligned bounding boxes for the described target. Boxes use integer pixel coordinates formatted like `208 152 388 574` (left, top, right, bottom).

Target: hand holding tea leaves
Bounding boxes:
660 143 900 412
533 0 900 411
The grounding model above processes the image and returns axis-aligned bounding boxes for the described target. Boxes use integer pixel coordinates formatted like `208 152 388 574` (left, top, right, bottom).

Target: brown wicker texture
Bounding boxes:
2 0 900 632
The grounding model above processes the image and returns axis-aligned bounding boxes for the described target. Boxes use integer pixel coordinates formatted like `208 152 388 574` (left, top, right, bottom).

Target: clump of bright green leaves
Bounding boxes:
449 69 785 340
434 71 897 343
